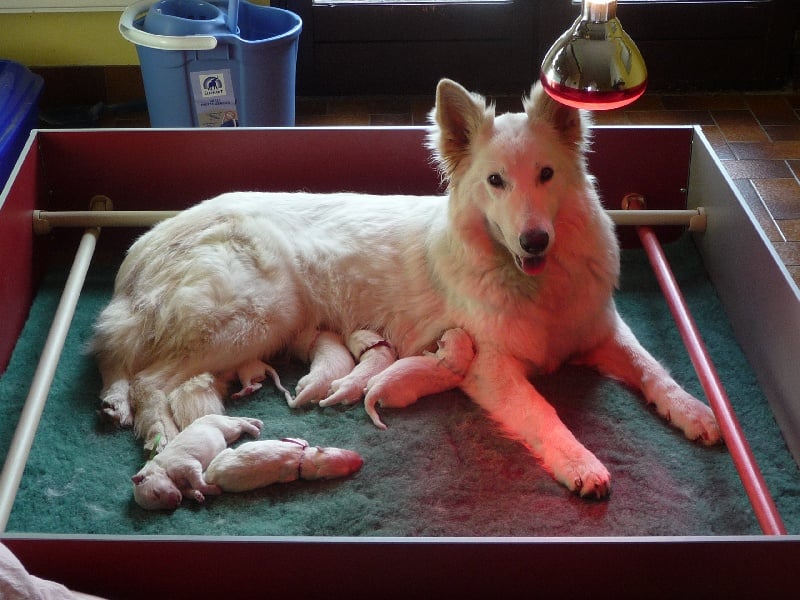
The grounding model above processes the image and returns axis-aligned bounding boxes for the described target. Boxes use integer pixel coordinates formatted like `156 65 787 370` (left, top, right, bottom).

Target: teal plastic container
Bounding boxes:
119 0 301 127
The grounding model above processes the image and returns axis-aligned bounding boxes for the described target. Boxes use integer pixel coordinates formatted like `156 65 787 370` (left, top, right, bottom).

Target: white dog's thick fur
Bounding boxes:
94 79 721 498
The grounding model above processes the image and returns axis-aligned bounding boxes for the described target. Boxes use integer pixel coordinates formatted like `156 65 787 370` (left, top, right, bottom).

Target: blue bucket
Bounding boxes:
119 0 302 127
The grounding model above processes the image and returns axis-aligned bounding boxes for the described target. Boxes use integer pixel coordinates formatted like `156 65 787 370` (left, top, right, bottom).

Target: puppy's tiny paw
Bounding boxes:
319 377 365 407
230 382 262 400
294 374 333 407
242 417 263 438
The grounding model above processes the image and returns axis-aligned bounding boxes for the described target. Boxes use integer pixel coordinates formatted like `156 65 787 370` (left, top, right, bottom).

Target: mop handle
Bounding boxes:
228 0 240 34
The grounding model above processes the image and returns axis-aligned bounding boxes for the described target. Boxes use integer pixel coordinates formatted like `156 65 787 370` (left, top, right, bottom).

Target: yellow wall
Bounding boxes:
0 12 136 67
0 2 271 67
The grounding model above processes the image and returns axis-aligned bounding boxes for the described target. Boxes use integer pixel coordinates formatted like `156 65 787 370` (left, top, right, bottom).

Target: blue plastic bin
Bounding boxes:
0 61 43 191
119 0 301 127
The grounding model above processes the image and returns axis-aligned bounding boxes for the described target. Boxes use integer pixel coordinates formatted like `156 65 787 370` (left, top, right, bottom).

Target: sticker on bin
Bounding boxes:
191 69 240 127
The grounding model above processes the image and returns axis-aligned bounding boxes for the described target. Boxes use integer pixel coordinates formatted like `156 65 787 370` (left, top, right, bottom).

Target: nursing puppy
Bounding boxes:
94 79 721 498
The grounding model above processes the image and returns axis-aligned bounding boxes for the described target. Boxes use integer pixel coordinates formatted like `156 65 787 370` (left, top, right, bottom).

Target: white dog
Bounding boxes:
94 79 721 498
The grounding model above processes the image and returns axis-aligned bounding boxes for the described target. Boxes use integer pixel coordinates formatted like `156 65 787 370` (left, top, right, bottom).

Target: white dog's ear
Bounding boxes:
524 83 592 151
428 79 494 178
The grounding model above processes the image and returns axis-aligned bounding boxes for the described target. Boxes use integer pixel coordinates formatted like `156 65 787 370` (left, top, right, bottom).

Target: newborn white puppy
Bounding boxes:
320 330 397 407
205 437 364 492
132 414 262 510
364 328 475 429
293 331 356 407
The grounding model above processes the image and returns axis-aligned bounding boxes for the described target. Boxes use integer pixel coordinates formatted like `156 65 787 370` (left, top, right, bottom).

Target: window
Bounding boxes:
279 0 797 95
279 0 535 94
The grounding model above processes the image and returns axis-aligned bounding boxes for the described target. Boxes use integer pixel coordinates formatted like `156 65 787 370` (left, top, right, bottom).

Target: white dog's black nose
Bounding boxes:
519 230 550 255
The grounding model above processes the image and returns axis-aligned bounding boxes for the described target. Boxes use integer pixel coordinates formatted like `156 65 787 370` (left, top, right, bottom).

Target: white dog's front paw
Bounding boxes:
101 399 133 428
667 390 722 446
546 446 611 499
100 380 133 428
660 390 721 446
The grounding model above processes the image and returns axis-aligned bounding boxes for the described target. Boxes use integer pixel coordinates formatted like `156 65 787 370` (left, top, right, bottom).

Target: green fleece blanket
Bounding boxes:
1 235 798 537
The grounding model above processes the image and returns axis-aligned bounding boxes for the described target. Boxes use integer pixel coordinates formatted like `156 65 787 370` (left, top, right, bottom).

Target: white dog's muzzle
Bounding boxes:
515 229 550 276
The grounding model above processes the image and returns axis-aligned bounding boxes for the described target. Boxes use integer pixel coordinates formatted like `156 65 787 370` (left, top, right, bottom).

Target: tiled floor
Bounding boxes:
95 90 800 287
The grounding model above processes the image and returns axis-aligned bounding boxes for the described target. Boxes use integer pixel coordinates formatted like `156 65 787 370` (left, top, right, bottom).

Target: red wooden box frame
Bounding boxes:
1 126 799 597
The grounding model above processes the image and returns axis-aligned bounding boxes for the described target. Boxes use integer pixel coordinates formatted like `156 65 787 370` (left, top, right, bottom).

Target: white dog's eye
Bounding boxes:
487 173 505 188
539 167 554 183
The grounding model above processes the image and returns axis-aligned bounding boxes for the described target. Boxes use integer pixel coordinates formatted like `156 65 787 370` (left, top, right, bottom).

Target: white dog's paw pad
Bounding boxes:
100 399 133 428
574 473 611 499
684 413 722 446
667 396 722 446
553 453 611 499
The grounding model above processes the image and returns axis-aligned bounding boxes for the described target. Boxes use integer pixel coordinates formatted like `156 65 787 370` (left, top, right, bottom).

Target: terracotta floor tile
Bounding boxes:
626 110 713 126
773 241 800 266
370 113 413 126
712 110 769 142
296 97 328 116
699 126 734 160
295 113 370 126
746 95 799 126
410 96 435 125
752 178 800 220
787 159 800 179
776 220 800 242
786 94 800 110
660 94 746 111
729 141 800 160
722 159 792 180
624 94 664 111
785 265 800 288
325 96 410 116
591 110 629 125
763 124 800 142
733 180 784 242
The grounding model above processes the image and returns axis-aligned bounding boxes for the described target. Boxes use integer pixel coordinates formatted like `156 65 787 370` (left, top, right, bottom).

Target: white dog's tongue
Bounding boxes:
516 255 546 276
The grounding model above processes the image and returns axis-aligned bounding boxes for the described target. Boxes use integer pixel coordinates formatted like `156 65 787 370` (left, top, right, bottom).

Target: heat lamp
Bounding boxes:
540 0 647 110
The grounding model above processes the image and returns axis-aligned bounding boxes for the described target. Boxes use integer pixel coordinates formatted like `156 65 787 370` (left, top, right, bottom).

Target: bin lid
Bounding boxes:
0 60 43 155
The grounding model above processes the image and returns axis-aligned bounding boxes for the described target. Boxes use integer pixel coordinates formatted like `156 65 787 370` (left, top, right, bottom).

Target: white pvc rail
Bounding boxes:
0 227 100 532
32 208 708 233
